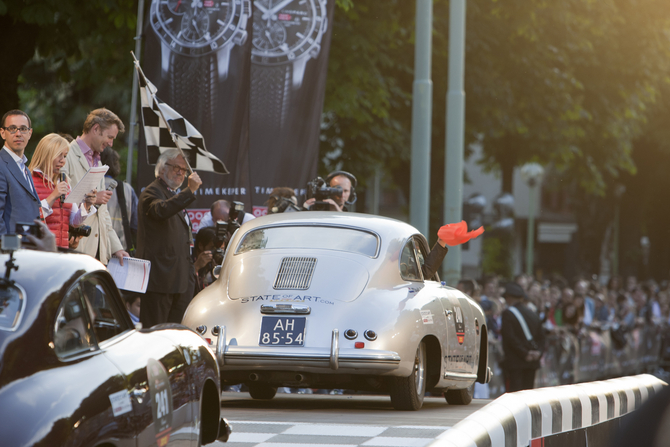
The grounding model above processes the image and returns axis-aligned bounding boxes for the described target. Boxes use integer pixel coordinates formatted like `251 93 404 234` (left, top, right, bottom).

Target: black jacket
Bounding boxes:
136 179 196 294
501 302 545 370
421 242 448 280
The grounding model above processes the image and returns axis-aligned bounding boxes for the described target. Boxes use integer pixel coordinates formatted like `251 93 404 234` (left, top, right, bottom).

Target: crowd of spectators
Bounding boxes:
460 273 668 342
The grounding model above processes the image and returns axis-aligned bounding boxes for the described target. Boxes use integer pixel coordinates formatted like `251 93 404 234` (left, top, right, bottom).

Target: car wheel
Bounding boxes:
248 383 278 400
445 382 474 405
389 341 426 411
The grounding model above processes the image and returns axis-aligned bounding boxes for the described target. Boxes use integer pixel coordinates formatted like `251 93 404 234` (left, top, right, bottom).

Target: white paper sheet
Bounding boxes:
107 257 151 294
65 165 109 203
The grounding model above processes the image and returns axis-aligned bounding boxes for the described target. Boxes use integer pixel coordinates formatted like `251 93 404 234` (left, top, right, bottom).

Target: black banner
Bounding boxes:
139 0 253 216
248 0 335 215
139 0 335 222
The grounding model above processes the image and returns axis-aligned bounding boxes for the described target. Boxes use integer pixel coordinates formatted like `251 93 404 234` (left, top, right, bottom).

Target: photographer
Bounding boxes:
192 227 224 293
303 171 357 212
199 199 255 229
267 187 301 214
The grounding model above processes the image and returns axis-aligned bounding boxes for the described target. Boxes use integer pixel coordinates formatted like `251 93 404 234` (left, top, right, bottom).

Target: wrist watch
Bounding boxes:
150 0 251 131
250 0 329 132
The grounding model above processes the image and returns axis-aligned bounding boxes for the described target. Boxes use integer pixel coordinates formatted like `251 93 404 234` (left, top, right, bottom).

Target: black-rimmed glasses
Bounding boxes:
1 126 31 134
166 163 189 175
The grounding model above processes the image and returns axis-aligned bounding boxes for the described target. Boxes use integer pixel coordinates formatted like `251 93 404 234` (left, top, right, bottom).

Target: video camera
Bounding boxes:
306 177 343 211
215 201 245 247
69 225 92 238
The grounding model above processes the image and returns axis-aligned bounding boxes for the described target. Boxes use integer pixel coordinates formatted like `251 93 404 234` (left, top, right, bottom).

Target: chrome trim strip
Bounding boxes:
443 371 477 380
215 325 226 366
260 303 311 314
330 329 339 370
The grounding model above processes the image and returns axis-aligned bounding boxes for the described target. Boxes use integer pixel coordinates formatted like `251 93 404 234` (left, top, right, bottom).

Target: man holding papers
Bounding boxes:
62 108 129 265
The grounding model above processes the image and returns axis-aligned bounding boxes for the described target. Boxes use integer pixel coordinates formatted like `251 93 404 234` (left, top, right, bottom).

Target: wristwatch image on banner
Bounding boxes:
250 0 329 130
150 0 252 130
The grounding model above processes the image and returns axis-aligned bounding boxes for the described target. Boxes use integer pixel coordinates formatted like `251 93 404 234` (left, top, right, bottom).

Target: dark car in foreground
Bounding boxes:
0 247 230 446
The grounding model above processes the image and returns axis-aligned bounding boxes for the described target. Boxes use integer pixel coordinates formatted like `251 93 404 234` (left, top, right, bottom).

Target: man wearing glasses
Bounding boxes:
62 108 129 265
0 110 41 235
136 149 202 327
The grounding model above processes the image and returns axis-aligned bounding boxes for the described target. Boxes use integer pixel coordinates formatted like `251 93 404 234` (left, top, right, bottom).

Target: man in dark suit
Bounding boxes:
136 149 202 327
0 110 40 234
501 282 545 392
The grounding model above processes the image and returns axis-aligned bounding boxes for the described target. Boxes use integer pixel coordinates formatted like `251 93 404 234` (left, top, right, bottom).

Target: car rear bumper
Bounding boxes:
220 347 401 373
209 326 402 375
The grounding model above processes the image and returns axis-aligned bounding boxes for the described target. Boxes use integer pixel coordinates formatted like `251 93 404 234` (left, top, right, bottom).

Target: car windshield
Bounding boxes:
236 226 379 257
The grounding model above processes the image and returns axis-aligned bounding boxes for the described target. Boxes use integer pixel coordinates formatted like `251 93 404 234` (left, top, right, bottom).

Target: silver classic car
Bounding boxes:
183 212 491 410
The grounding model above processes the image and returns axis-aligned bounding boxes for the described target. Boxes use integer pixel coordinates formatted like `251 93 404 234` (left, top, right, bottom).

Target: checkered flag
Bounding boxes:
134 57 229 174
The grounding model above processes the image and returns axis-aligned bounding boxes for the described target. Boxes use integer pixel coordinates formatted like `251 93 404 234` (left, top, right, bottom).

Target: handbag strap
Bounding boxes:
509 306 534 342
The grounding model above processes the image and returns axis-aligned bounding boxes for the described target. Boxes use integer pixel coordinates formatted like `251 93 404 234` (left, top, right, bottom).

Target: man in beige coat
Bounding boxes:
62 108 128 265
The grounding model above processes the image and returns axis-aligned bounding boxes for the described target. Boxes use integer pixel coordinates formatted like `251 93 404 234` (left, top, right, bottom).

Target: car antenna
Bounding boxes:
1 234 20 285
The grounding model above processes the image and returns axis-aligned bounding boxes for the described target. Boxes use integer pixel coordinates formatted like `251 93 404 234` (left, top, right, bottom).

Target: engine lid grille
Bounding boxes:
273 257 317 290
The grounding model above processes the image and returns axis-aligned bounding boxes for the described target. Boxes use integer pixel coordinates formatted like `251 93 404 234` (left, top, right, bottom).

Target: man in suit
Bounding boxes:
62 108 128 265
500 282 545 392
137 149 202 327
0 110 40 234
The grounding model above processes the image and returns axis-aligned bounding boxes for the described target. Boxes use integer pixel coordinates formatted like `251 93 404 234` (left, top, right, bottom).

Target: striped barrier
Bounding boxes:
429 374 666 447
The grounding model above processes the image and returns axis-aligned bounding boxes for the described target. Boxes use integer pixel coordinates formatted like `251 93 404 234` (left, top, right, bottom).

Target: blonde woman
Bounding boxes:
28 133 96 248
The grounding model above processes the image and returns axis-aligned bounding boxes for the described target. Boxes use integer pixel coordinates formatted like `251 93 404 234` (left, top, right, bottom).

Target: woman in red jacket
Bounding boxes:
28 133 96 248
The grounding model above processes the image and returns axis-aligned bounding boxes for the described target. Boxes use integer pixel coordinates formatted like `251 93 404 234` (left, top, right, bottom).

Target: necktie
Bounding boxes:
21 162 34 195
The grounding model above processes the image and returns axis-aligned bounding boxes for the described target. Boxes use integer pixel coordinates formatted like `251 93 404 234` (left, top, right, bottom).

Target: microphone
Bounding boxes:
59 172 66 204
95 179 118 209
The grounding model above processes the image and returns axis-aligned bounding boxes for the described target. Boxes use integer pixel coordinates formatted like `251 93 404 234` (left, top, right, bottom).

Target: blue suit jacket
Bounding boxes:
0 148 40 235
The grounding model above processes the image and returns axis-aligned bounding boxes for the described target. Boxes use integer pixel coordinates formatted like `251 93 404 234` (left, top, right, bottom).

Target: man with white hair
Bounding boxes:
136 149 202 327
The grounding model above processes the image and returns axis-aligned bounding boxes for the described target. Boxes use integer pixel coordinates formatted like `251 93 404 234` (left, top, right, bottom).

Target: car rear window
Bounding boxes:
236 226 379 257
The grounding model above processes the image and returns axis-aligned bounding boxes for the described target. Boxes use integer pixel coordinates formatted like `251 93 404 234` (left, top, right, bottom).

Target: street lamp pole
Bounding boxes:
520 163 544 277
612 184 626 278
410 0 433 237
525 181 537 277
443 0 467 285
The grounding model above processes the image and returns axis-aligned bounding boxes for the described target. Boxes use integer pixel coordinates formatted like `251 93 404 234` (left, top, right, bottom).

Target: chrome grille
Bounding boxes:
273 257 317 290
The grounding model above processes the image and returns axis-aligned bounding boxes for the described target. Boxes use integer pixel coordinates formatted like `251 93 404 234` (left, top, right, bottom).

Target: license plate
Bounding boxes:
259 316 306 346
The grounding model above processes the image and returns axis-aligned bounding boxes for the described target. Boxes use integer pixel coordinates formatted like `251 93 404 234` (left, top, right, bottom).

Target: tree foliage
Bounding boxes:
3 0 670 276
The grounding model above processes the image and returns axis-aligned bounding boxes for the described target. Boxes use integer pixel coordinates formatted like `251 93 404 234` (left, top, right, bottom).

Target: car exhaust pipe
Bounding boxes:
249 373 260 382
295 374 305 382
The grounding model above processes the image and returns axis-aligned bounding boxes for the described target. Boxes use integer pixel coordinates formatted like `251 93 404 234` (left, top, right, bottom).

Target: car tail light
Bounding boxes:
205 338 212 345
344 329 358 340
355 342 364 349
364 330 377 341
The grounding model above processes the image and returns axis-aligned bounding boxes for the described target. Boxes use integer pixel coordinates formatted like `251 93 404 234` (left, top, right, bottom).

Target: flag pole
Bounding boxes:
126 0 146 185
131 51 194 175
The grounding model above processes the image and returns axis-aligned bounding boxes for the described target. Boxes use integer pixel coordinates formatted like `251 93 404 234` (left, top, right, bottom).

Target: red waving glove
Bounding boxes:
437 221 484 246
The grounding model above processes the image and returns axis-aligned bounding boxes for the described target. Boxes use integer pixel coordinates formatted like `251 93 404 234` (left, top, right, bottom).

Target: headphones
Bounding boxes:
325 170 357 204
